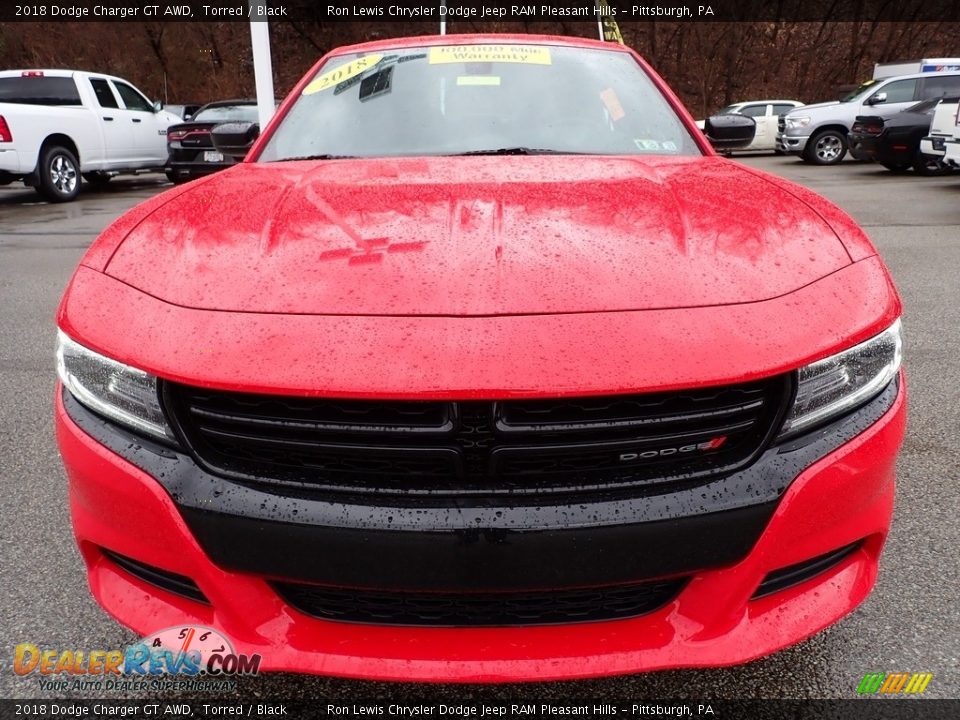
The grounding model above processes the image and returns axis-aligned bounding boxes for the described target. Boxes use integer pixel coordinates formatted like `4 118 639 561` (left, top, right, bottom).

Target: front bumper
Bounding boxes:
57 373 905 682
775 133 809 154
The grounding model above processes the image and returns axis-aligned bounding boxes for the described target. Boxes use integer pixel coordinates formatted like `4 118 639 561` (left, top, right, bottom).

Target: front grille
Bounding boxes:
163 376 789 497
273 578 687 626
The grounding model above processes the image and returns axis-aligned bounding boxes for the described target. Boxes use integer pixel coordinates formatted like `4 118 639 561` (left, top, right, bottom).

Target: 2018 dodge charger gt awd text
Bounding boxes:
56 35 906 682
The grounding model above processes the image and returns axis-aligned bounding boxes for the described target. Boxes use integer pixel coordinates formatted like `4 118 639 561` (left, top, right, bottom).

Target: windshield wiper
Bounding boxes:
451 147 582 156
277 154 358 162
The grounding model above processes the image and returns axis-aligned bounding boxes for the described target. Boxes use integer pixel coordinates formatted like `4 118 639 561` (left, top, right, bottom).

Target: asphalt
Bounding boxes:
1 156 958 701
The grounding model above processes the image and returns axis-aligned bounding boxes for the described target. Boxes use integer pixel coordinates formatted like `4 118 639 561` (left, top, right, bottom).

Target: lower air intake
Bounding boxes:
752 541 863 599
272 578 688 627
102 549 209 605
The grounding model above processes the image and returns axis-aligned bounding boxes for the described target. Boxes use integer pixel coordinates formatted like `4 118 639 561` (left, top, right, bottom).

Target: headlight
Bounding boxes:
784 116 811 130
56 330 175 442
779 319 902 440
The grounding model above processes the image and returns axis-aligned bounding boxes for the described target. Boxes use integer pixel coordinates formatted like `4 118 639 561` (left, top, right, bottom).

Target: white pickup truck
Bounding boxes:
943 100 960 168
920 96 960 163
0 69 181 201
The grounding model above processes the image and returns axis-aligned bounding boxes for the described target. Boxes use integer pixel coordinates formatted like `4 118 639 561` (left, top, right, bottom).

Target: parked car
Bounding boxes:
848 98 954 175
777 70 960 164
56 34 905 682
919 96 959 161
165 99 269 183
0 69 180 201
164 103 202 121
695 99 803 151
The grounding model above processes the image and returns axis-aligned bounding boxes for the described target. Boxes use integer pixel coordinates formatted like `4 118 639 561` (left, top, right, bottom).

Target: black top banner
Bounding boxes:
5 0 960 23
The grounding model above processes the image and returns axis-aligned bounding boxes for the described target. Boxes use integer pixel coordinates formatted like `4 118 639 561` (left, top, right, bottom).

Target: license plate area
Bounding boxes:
203 151 224 163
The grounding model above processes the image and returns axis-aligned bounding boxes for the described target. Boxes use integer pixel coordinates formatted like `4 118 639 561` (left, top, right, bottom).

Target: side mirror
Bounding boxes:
211 121 260 160
703 114 756 151
867 92 887 106
152 100 164 113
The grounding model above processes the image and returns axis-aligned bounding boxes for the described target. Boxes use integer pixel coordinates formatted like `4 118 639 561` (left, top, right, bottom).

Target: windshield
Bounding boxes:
257 43 701 161
717 104 741 114
842 80 880 103
193 104 260 122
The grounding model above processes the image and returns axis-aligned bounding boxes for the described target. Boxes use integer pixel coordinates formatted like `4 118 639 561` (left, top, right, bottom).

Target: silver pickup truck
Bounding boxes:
777 70 960 164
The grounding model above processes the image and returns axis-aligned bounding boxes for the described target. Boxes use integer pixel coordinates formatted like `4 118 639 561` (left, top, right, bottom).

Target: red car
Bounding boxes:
56 35 905 682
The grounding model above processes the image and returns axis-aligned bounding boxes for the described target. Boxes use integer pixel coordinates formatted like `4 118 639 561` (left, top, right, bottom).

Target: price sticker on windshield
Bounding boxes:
428 45 552 65
303 54 384 95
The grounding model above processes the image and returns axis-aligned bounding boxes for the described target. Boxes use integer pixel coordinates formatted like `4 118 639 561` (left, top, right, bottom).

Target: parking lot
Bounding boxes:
1 156 958 700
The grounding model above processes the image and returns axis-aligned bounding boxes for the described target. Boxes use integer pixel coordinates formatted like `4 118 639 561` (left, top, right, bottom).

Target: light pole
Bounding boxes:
249 0 276 128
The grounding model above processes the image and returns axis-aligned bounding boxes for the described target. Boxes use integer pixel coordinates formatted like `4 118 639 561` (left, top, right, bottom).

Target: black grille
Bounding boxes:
163 376 789 497
273 578 687 627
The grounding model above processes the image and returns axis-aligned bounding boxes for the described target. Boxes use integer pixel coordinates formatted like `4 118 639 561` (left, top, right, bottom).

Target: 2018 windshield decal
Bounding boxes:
303 54 385 95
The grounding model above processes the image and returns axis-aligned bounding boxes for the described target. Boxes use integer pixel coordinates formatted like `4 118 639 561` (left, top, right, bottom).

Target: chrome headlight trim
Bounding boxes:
778 319 902 440
56 330 175 442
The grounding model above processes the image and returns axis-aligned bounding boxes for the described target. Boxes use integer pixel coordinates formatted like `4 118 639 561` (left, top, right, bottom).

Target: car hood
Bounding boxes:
789 101 841 115
104 156 851 316
158 110 182 126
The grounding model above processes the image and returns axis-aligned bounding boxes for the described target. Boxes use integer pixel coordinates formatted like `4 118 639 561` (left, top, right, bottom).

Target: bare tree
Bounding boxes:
6 18 960 112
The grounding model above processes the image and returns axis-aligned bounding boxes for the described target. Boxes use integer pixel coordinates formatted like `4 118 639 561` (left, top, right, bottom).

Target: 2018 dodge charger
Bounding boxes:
55 35 906 682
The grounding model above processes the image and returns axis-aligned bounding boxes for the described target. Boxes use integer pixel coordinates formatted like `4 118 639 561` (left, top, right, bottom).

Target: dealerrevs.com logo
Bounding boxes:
14 626 260 692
